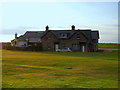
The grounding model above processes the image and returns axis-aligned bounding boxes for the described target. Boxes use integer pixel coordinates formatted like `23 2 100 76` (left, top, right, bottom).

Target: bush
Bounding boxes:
2 42 42 51
96 49 104 52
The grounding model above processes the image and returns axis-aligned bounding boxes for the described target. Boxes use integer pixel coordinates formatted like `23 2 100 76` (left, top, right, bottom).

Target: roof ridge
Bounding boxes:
26 31 44 32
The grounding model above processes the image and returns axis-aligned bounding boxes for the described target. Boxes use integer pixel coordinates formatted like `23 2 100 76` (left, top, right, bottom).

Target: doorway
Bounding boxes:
79 42 86 52
54 42 59 51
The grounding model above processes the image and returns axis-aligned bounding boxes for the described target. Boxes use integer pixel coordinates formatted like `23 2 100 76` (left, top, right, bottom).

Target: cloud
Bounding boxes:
1 26 43 35
100 34 118 43
1 29 25 35
1 0 119 2
103 24 120 28
110 24 120 28
17 26 40 29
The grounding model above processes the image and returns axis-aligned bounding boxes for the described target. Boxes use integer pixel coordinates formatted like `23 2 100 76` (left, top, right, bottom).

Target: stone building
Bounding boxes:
11 25 99 52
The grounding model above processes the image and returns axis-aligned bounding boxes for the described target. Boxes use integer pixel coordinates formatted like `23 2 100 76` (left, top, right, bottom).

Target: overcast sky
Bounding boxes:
0 1 118 43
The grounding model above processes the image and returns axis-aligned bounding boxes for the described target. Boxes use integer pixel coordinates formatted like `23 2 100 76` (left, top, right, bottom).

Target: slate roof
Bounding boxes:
41 29 99 40
17 31 44 42
15 29 99 42
91 31 99 39
51 30 76 39
79 30 92 40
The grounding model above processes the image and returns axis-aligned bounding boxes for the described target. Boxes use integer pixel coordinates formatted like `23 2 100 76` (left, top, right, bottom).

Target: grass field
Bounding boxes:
2 49 119 88
98 43 119 49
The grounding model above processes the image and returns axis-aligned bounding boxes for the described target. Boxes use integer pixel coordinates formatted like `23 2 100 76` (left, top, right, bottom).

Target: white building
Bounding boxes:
11 31 44 47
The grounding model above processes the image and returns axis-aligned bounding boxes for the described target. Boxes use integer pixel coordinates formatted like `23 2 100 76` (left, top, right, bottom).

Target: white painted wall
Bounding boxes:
17 41 28 47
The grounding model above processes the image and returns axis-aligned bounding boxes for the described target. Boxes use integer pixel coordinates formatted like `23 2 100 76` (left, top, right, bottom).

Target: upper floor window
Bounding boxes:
76 34 80 40
48 36 51 40
60 33 68 38
45 36 51 40
77 36 80 40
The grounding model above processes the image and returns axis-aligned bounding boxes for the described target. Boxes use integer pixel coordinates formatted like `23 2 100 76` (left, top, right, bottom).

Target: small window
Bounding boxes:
76 33 80 40
48 36 51 40
61 43 66 49
72 44 78 49
47 43 51 50
77 36 80 40
24 44 26 46
60 33 68 38
45 36 51 40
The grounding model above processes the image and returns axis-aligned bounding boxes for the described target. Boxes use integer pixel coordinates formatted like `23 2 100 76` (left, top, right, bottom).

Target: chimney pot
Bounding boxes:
71 25 75 30
15 33 17 39
45 25 49 31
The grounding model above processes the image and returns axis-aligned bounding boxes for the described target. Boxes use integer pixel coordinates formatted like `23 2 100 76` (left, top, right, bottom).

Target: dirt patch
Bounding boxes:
98 48 120 52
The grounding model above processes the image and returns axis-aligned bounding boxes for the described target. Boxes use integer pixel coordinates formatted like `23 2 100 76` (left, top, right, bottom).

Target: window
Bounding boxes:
48 36 51 40
45 36 51 40
60 33 68 38
47 43 51 50
72 44 78 49
61 43 66 49
24 44 26 47
76 34 80 40
76 36 80 40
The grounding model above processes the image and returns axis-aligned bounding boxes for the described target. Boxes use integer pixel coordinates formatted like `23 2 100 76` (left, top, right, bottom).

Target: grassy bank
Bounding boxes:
2 50 119 88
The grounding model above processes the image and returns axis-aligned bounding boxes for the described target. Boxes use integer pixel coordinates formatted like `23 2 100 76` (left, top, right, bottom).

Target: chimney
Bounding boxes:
71 25 75 30
45 25 49 31
15 33 17 39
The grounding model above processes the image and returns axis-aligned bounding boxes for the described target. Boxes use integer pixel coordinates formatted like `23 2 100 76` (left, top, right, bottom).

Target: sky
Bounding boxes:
0 1 119 43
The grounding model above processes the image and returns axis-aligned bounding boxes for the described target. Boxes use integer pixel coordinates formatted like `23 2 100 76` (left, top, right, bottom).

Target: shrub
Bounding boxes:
96 49 104 52
2 42 42 51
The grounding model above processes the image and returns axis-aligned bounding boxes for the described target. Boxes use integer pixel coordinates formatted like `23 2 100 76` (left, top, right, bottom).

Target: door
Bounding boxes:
82 45 85 52
79 42 86 52
55 44 59 51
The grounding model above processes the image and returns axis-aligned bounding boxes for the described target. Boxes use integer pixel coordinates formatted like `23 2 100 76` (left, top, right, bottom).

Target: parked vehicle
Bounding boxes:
56 48 72 52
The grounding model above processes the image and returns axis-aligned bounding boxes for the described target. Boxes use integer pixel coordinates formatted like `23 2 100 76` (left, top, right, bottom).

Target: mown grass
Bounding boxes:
2 50 119 88
98 43 119 49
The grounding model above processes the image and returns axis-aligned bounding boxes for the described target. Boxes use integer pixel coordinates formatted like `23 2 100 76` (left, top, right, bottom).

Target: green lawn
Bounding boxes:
98 43 119 49
2 50 119 88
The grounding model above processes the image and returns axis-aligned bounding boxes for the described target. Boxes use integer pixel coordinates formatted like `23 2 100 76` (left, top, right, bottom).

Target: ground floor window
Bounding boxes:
72 43 78 49
47 43 51 50
24 44 26 47
61 43 66 49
